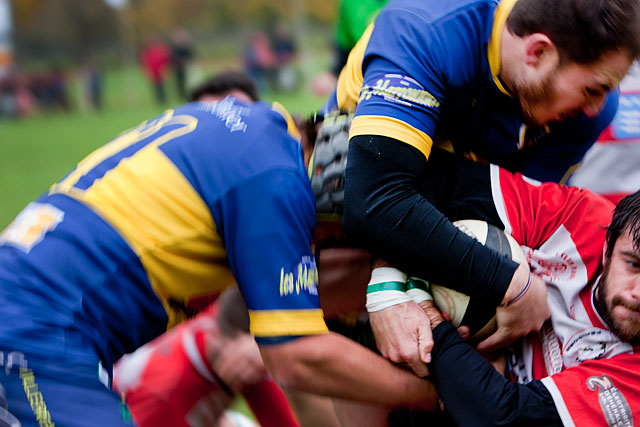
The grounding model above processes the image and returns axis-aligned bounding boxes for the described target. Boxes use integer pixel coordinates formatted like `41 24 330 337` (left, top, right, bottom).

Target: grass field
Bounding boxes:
0 56 329 228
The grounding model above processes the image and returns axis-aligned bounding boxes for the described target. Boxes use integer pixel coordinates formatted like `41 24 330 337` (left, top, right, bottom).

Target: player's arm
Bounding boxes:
340 11 545 363
260 331 438 409
217 168 437 408
422 301 563 427
345 136 519 308
345 135 547 359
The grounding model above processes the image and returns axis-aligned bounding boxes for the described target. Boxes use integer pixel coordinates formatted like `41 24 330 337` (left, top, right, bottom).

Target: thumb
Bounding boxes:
475 329 514 354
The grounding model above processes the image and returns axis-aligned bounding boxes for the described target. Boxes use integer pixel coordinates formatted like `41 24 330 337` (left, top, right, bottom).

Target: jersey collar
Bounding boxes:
488 0 519 96
271 101 301 141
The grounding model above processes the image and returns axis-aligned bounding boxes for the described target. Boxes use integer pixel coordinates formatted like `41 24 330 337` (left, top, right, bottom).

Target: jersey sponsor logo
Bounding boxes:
535 253 578 283
359 74 440 109
0 203 64 253
563 328 627 367
279 256 318 297
530 226 585 285
587 375 633 427
198 97 249 133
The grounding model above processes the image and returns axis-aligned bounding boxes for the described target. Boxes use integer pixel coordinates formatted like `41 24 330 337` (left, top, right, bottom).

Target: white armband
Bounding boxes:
365 267 411 312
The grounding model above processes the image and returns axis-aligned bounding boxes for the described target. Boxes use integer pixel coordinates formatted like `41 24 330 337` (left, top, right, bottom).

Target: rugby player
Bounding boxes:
0 98 437 425
328 0 640 375
416 152 640 426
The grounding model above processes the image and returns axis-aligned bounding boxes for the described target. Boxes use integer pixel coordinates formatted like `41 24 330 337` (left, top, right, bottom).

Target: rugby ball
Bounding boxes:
431 219 526 340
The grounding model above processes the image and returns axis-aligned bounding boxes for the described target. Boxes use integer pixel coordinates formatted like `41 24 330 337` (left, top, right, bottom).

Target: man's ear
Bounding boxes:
523 33 557 69
602 240 609 266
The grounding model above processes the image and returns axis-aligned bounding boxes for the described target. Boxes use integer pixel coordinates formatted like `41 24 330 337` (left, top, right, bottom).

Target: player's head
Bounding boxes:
596 190 640 344
189 70 260 104
294 112 322 170
504 0 640 126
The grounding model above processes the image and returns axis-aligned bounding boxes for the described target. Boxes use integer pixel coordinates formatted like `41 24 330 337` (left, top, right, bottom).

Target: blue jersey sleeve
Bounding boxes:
216 169 328 344
350 3 488 159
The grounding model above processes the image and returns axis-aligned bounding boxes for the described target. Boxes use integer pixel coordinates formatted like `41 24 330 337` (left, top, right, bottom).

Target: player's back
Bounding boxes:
0 98 305 368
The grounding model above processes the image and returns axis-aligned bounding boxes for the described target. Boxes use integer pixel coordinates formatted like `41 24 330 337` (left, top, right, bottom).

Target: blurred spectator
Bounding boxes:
141 36 171 105
83 62 103 111
243 31 276 94
271 23 299 92
0 68 35 119
170 28 194 100
27 66 70 113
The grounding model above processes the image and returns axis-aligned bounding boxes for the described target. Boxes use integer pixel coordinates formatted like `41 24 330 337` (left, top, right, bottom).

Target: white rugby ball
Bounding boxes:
431 219 526 340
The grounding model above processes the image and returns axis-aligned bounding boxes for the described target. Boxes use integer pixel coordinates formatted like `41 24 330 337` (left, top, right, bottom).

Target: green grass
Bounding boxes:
0 55 330 228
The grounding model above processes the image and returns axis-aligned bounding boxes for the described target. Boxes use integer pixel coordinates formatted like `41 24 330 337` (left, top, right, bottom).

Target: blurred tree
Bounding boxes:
13 0 119 64
12 0 43 26
11 0 336 67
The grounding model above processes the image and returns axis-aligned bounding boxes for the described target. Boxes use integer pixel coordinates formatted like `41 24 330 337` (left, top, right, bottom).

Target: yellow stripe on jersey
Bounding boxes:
488 0 519 96
336 23 375 112
50 110 177 196
71 143 234 328
249 309 328 337
350 115 434 159
271 101 301 141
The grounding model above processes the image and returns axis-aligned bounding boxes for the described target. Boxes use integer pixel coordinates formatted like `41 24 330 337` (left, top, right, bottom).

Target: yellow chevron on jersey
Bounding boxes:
72 146 233 328
248 309 328 336
336 23 374 112
350 115 433 158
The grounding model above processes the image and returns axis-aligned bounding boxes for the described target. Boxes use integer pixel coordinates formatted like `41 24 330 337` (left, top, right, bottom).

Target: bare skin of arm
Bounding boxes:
214 272 438 410
260 332 438 410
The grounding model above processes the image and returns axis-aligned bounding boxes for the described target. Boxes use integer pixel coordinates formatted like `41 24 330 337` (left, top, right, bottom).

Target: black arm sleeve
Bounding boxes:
343 134 518 307
430 322 562 427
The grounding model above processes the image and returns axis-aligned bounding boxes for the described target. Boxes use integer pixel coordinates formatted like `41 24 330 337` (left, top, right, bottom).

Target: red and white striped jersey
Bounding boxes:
491 165 640 427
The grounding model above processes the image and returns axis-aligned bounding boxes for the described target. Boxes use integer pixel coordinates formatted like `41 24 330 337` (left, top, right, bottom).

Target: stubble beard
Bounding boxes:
596 262 640 345
514 72 555 128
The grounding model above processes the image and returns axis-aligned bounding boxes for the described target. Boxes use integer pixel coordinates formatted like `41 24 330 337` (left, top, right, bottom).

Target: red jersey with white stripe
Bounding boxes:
490 164 640 426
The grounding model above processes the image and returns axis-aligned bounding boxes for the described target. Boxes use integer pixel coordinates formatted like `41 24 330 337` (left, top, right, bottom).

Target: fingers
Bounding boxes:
406 354 430 377
418 322 433 364
457 326 470 340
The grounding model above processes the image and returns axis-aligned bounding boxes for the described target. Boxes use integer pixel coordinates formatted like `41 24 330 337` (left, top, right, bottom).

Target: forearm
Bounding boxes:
260 332 438 409
343 136 516 306
430 322 562 427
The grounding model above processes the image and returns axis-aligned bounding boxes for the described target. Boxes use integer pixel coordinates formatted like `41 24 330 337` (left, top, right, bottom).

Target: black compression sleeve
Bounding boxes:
430 322 562 427
343 134 517 307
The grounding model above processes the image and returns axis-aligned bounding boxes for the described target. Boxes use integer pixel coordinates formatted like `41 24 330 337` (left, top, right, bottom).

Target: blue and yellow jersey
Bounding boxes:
0 98 326 366
326 0 618 183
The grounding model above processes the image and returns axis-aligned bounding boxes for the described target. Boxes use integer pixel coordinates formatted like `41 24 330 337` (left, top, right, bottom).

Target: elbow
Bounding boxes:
262 353 305 392
259 340 325 393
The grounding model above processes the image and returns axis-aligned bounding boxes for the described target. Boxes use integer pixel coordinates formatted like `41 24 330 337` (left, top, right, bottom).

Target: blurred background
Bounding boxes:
0 0 350 227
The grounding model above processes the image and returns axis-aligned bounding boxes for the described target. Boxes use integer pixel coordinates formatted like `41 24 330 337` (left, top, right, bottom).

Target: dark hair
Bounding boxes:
188 70 260 102
605 190 640 259
506 0 640 64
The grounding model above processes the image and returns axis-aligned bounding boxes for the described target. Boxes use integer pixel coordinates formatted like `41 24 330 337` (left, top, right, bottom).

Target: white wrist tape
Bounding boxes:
405 276 433 304
365 267 411 313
